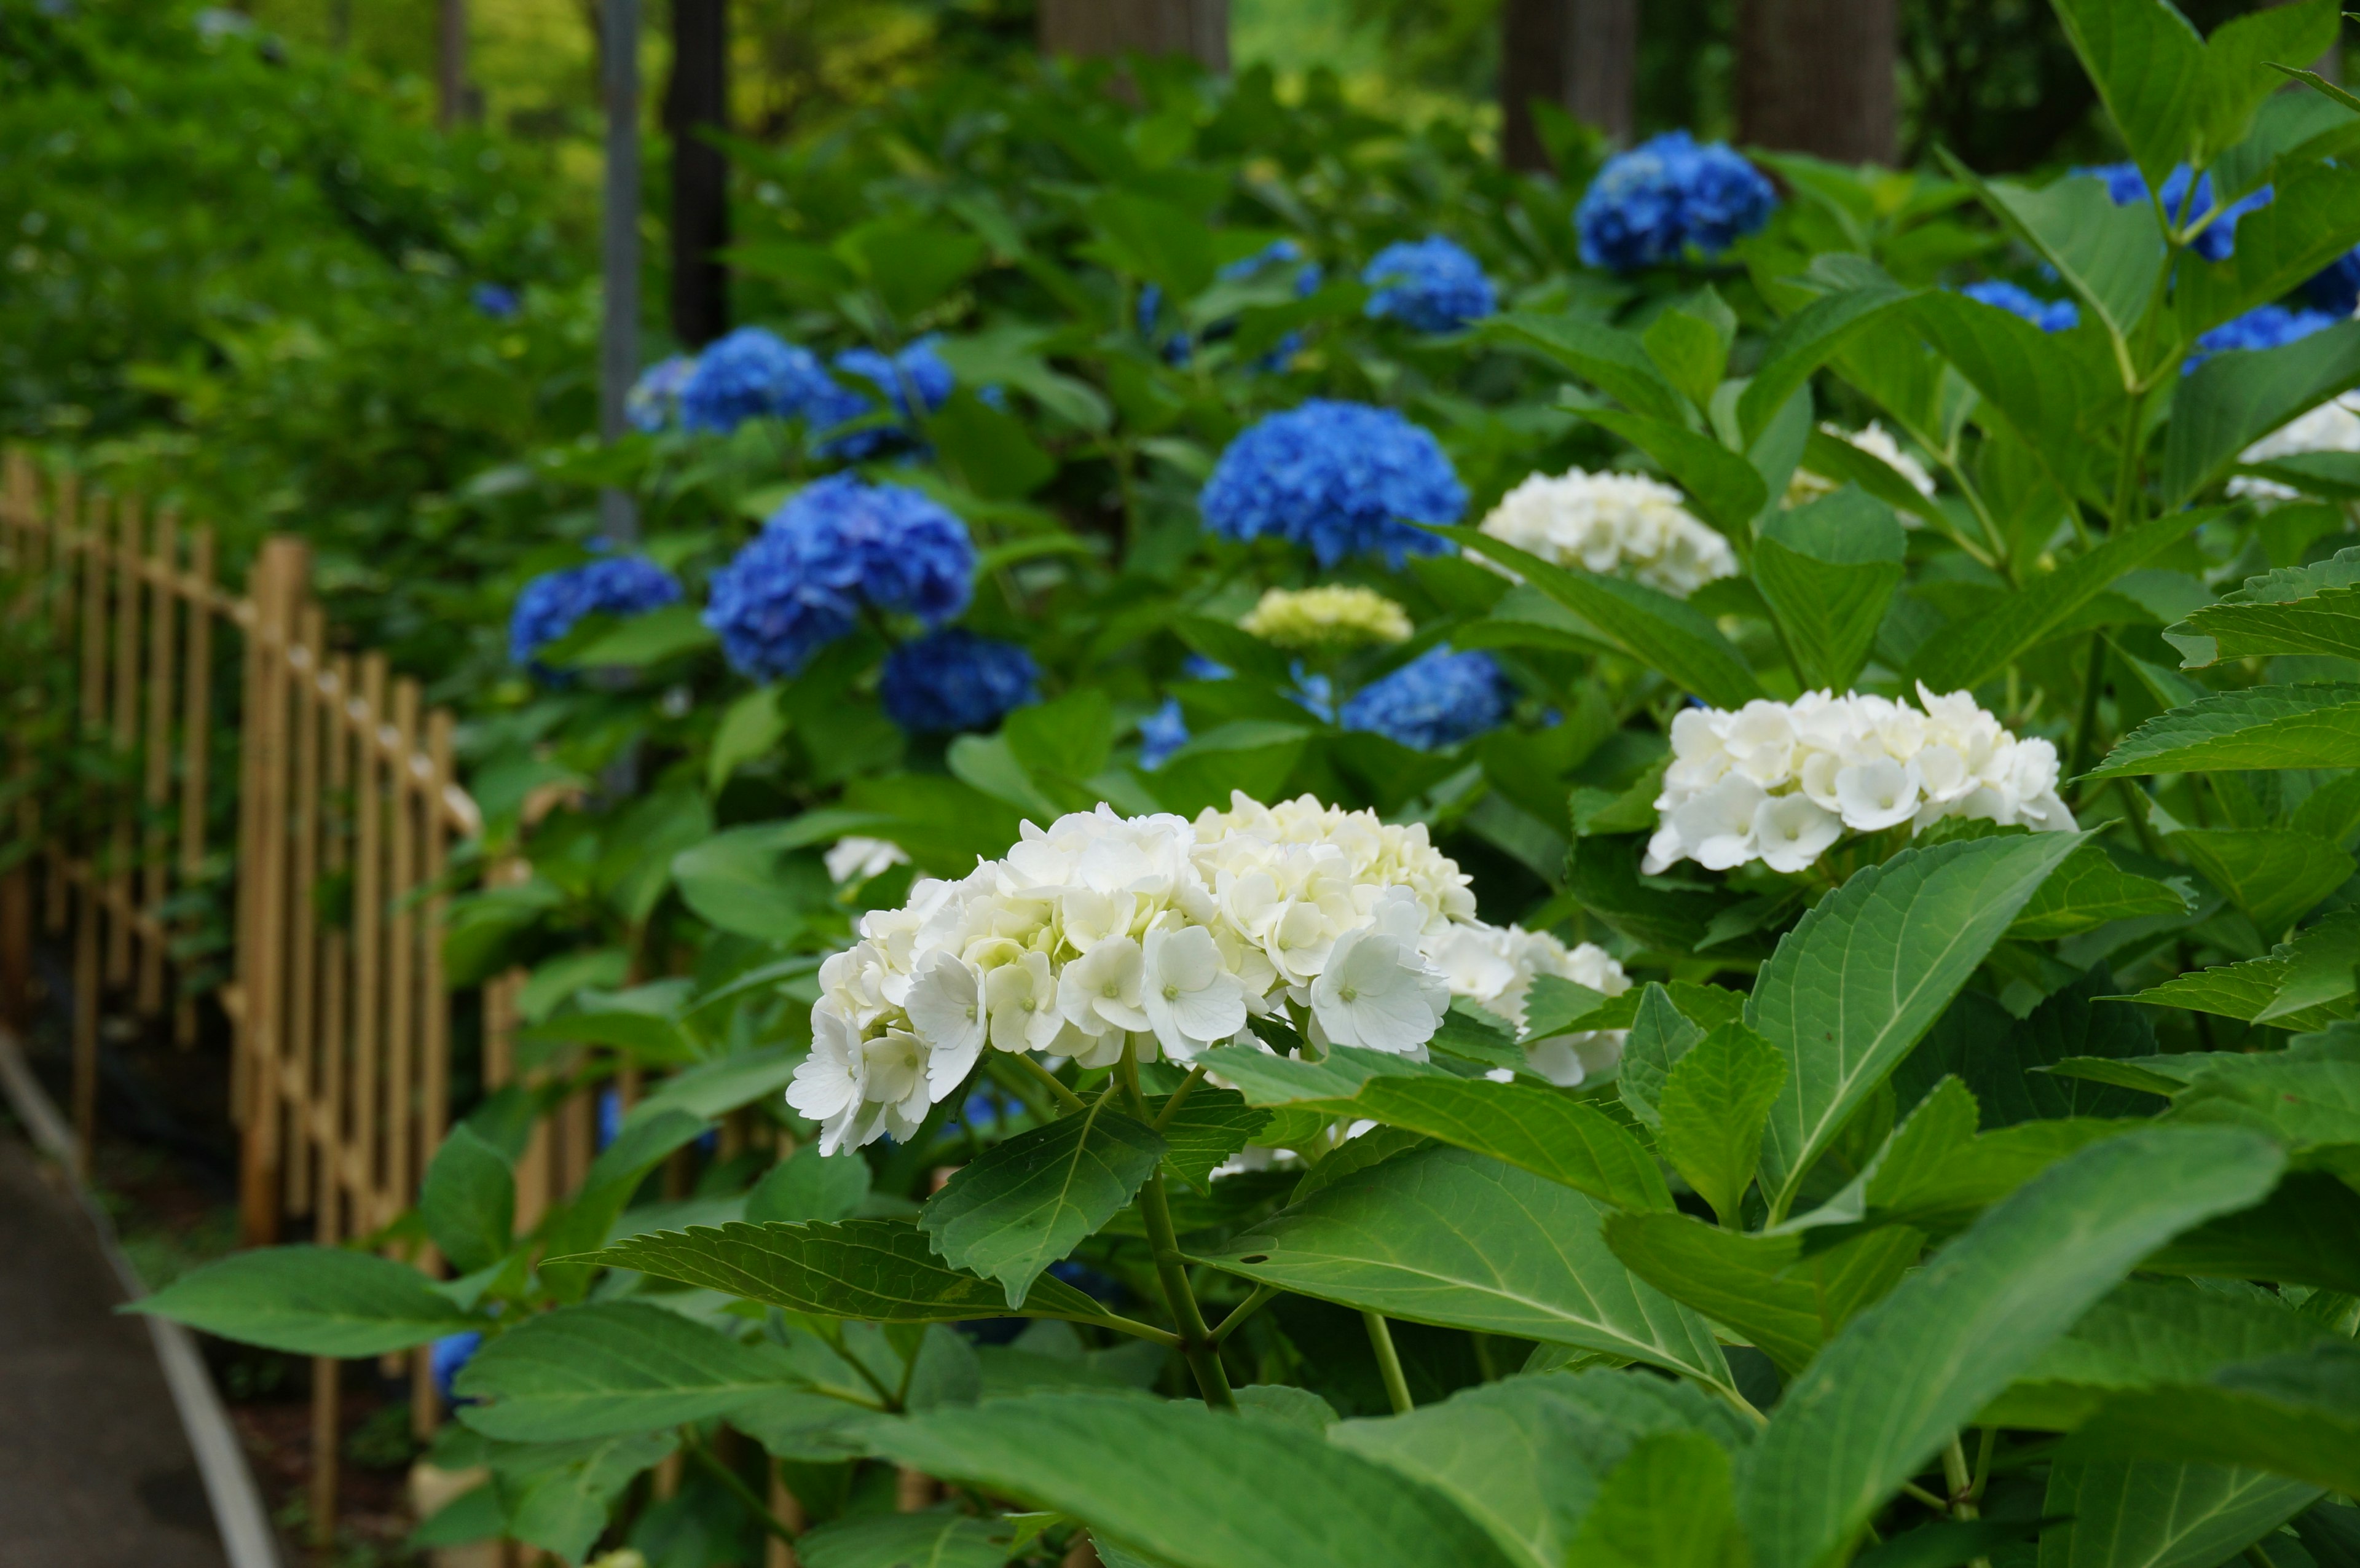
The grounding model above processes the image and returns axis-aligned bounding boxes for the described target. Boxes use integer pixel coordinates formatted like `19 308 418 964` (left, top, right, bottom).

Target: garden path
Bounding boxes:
0 1123 229 1567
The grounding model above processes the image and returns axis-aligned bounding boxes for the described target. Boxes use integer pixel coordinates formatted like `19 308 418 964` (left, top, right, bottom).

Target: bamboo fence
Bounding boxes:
0 449 528 1545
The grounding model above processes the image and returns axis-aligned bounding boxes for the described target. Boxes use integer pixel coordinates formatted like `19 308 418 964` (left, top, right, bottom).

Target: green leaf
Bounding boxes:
1150 1088 1268 1193
1902 968 2162 1127
2169 586 2360 667
1750 831 2088 1218
2163 323 2360 506
2253 911 2360 1024
919 1103 1168 1307
1604 1212 1922 1376
1196 1145 1734 1390
2057 1343 2360 1494
797 1509 1018 1568
420 1125 516 1276
1327 1373 1747 1568
1964 167 2167 344
1148 720 1312 818
454 1301 800 1441
1905 289 2116 501
2086 683 2360 777
1739 278 1918 442
2194 0 2343 158
2171 1027 2360 1158
627 1048 804 1126
2009 843 2193 938
2174 160 2360 338
1487 311 1689 426
1618 982 1707 1129
573 1218 1123 1324
539 1108 712 1299
1735 1125 2287 1568
671 823 833 943
2039 1462 2321 1568
2147 1170 2360 1294
1855 1519 2046 1568
2050 0 2206 188
929 386 1059 500
1438 525 1763 707
494 1430 678 1564
1643 305 1731 411
1567 1431 1746 1568
553 602 717 669
1909 512 2206 691
1658 1022 1788 1226
707 685 788 794
1751 487 1906 689
1087 192 1215 297
1576 408 1768 540
128 1246 476 1355
2166 827 2354 936
747 1145 872 1225
863 1390 1522 1568
840 216 988 321
1984 1278 2339 1430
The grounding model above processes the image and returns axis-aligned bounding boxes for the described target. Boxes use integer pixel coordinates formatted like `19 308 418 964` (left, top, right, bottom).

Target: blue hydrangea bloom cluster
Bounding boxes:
1141 241 1324 368
626 354 699 433
508 555 685 671
1200 399 1466 568
2080 163 2272 262
1959 280 2081 333
1340 646 1511 751
703 476 976 680
1361 236 1496 334
1576 131 1777 273
678 327 843 434
471 283 520 320
2184 303 2338 374
1137 698 1190 769
824 337 957 458
2304 247 2360 316
431 1332 482 1403
1137 660 1340 767
881 629 1039 734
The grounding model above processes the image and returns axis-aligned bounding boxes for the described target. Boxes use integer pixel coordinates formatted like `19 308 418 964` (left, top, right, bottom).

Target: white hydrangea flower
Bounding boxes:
1787 421 1939 512
1422 920 1632 1087
1644 684 2075 876
1474 469 1738 598
824 836 908 884
1240 585 1414 648
2229 393 2360 502
787 794 1484 1153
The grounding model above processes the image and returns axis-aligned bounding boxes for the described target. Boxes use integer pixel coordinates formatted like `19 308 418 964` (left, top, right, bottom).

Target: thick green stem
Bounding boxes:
1363 1309 1414 1414
1154 1065 1207 1131
1210 1283 1279 1346
1139 1169 1235 1409
682 1428 798 1546
1013 1051 1087 1114
1943 1436 1979 1518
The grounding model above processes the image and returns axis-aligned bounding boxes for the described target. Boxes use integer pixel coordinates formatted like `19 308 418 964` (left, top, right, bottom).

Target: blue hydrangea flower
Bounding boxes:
1361 236 1496 333
2184 303 2338 375
1576 131 1777 273
1138 697 1190 769
1142 241 1324 368
626 354 699 433
1340 646 1511 751
2304 248 2360 316
1200 399 1466 568
2079 163 2273 262
678 327 843 434
471 283 520 319
508 555 685 672
880 629 1039 734
1959 281 2081 333
703 475 977 680
823 337 957 458
431 1332 482 1403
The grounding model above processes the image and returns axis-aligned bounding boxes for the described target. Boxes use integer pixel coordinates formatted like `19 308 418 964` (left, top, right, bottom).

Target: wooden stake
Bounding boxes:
318 654 354 1245
107 496 141 986
139 508 178 1016
238 538 306 1246
383 678 420 1209
350 654 386 1226
71 877 99 1177
176 528 215 1047
285 607 324 1216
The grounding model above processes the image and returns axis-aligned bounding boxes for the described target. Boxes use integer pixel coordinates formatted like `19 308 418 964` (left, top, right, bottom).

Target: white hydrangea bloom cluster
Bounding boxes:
1475 469 1738 598
1644 685 2076 876
1240 586 1414 648
1426 922 1631 1088
824 836 909 885
1787 421 1939 510
790 794 1502 1153
2230 393 2360 502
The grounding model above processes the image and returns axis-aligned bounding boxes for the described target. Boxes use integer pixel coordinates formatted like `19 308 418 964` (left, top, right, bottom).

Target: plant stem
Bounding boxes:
1014 1051 1087 1114
1900 1480 1949 1510
2068 633 2109 782
1153 1065 1207 1131
1715 1382 1769 1427
1943 1436 1979 1519
1210 1283 1279 1346
682 1428 798 1546
1971 1425 1996 1504
1138 1169 1234 1409
1362 1309 1414 1414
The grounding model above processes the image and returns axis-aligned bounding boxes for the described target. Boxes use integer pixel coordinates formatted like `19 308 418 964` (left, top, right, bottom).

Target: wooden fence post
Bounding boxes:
238 535 308 1245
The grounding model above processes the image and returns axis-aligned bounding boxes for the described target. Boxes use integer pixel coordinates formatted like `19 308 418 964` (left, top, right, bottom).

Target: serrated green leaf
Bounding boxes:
707 684 789 794
2085 683 2360 777
573 1219 1123 1325
863 1391 1522 1568
1197 1145 1733 1389
455 1301 802 1441
1568 1431 1747 1568
1752 488 1907 689
2039 1461 2320 1568
1576 408 1768 539
2167 826 2354 936
129 1245 476 1355
1739 278 1918 442
2050 0 2206 190
797 1508 1019 1568
1618 982 1707 1130
1487 311 1691 426
1906 289 2117 503
1342 1075 1672 1211
2057 1343 2360 1493
1967 167 2168 343
920 1103 1166 1307
420 1124 516 1276
2009 843 2193 938
1751 832 2088 1218
2163 323 2360 506
493 1430 679 1564
1658 1022 1787 1225
671 823 834 942
1736 1126 2287 1568
2170 584 2360 667
1150 1088 1268 1193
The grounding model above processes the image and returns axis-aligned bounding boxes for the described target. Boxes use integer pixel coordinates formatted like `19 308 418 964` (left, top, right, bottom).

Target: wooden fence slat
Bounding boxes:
45 474 78 934
383 677 420 1224
285 606 324 1216
108 497 142 986
140 509 178 1014
238 538 305 1245
175 527 215 1047
351 653 387 1230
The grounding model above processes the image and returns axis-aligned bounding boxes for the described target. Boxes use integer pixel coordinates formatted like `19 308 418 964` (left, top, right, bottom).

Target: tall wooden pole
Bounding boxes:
600 0 642 545
436 0 471 130
1736 0 1897 165
667 0 732 350
1037 0 1229 71
1501 0 1637 173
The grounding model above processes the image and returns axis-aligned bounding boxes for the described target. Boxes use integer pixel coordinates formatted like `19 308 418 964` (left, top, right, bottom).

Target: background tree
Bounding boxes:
1736 0 1897 162
666 0 730 348
1037 0 1231 72
1501 0 1637 171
